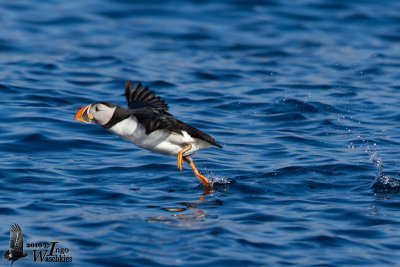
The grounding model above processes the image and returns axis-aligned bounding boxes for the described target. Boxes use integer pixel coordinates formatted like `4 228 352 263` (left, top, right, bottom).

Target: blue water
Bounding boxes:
2 0 400 266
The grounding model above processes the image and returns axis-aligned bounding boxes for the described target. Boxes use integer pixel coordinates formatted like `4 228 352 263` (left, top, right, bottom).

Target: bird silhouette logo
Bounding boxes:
2 224 28 265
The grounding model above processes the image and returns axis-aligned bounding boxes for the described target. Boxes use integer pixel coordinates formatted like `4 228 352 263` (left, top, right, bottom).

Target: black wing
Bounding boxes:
9 224 24 252
125 81 170 115
134 111 222 148
134 111 173 135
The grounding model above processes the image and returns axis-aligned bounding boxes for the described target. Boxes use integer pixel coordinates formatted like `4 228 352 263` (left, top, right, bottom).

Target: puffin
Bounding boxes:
74 81 222 187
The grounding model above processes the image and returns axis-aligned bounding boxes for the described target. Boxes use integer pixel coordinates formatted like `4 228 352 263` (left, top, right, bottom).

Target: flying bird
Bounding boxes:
2 224 28 266
74 81 222 187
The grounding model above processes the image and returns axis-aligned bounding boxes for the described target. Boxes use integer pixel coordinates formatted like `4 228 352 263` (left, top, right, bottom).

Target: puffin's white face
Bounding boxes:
75 102 116 126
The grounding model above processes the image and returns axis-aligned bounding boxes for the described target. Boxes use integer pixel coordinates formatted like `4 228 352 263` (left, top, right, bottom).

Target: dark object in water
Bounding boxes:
372 174 400 194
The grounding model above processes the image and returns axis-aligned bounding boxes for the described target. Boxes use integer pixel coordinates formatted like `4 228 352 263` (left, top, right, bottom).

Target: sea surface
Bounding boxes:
1 0 400 266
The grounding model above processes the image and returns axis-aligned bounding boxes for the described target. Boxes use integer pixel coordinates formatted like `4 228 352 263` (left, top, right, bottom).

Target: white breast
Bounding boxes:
107 116 212 156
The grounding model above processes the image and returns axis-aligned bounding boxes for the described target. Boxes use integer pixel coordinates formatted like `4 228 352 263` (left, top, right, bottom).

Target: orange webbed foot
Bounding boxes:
177 144 192 171
184 156 212 188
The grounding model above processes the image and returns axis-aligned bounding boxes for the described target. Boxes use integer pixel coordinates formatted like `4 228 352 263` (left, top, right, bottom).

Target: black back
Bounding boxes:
133 109 223 148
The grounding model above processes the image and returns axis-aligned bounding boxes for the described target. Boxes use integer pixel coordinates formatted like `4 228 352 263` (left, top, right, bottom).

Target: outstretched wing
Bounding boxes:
125 81 170 115
9 224 24 252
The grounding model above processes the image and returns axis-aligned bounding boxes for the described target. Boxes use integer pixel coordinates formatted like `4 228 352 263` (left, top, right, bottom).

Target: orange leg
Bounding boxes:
184 156 211 187
177 144 192 171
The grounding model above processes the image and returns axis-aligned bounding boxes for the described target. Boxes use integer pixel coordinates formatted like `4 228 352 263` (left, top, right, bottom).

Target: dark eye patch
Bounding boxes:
95 106 99 112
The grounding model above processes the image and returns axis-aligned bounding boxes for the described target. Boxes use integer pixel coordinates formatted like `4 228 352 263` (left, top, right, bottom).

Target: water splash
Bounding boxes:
354 134 381 173
357 135 400 193
210 176 235 186
372 174 400 194
200 171 235 194
201 169 235 186
369 150 383 175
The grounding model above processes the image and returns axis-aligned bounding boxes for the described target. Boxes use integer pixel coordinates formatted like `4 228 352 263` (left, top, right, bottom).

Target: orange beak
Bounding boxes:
74 105 90 123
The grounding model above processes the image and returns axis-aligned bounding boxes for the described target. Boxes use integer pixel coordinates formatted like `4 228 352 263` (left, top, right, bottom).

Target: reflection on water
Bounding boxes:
147 193 215 226
145 175 233 226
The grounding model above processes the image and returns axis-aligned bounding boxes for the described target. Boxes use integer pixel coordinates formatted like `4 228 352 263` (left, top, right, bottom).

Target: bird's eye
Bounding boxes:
95 106 99 112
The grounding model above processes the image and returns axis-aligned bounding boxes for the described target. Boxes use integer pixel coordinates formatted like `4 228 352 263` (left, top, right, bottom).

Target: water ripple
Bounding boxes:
1 0 400 266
